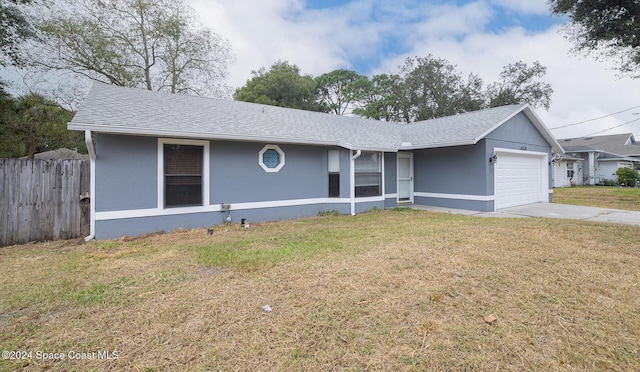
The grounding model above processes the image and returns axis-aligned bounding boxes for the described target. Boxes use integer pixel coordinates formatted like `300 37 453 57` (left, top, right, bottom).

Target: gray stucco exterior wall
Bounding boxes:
485 112 550 151
414 144 488 195
413 144 493 211
95 134 158 212
93 135 363 239
210 141 329 203
384 152 397 195
96 136 349 207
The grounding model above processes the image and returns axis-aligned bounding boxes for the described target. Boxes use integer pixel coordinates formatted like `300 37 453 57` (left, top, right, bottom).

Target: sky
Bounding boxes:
189 0 640 139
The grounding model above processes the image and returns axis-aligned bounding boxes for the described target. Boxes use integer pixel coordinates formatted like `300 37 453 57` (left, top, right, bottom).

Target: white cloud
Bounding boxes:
190 0 394 87
413 2 494 39
490 0 550 15
6 0 637 140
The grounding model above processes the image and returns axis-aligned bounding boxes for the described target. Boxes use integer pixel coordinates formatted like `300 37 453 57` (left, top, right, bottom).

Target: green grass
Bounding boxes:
554 186 640 210
192 214 380 270
1 209 639 371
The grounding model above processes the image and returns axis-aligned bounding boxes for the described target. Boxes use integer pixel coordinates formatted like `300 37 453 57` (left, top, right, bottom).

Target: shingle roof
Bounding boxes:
401 104 557 149
69 83 562 152
560 133 640 157
20 148 89 160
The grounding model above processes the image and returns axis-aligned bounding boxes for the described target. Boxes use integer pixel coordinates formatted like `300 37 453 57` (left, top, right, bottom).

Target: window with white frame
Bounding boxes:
160 139 209 208
259 145 285 172
354 151 382 197
566 162 575 179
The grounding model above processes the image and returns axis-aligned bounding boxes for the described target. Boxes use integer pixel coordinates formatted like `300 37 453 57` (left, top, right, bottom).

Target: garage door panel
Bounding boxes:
494 151 546 209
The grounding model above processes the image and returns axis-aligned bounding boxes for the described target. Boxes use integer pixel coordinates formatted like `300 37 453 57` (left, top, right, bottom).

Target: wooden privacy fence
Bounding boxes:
0 159 90 247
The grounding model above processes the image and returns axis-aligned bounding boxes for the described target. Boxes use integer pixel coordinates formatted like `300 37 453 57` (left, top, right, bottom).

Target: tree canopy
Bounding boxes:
35 0 233 97
0 93 85 159
353 73 410 122
234 61 327 112
486 61 553 110
235 57 553 122
353 57 552 123
1 0 236 158
315 69 371 115
400 55 485 121
550 0 640 77
0 0 34 66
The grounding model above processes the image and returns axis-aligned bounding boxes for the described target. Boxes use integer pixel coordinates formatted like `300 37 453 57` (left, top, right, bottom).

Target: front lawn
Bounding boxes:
1 209 639 371
553 186 640 211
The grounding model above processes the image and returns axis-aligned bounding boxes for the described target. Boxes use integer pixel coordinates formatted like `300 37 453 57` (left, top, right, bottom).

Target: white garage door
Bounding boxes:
494 150 548 209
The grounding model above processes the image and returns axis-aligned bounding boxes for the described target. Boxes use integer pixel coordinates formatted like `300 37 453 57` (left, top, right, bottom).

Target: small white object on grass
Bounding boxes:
484 314 497 324
263 305 272 312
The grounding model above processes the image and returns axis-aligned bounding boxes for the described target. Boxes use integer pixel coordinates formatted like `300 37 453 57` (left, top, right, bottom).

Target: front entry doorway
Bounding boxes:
397 153 414 203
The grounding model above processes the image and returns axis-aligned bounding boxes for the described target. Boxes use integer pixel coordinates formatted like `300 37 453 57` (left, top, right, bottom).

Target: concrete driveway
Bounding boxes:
414 203 640 226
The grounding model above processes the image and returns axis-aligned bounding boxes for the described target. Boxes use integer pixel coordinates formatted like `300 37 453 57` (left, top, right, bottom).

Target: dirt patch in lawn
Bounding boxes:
1 210 639 371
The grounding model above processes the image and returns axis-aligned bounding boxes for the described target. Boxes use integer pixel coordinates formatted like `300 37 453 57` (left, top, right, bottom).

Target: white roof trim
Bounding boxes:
397 139 476 150
598 157 637 162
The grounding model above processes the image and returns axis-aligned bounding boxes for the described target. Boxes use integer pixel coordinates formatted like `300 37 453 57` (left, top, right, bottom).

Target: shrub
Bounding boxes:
318 210 340 216
390 207 419 213
616 167 640 187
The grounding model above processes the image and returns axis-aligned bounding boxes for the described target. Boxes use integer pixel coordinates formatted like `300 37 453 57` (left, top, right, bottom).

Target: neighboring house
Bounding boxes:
559 133 640 185
552 154 583 188
21 148 89 160
68 83 563 240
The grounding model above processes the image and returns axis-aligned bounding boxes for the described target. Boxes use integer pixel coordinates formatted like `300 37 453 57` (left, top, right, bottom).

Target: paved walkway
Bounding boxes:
412 203 640 226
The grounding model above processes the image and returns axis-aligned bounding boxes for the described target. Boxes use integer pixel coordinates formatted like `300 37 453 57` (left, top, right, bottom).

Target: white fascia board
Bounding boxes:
599 151 626 158
599 157 637 162
344 145 399 152
397 140 475 150
558 155 584 161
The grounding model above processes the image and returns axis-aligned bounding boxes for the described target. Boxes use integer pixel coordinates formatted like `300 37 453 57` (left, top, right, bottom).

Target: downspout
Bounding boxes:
350 150 361 216
84 130 96 241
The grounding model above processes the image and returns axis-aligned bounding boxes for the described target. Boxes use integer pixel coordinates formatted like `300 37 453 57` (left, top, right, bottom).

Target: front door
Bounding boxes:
397 153 413 203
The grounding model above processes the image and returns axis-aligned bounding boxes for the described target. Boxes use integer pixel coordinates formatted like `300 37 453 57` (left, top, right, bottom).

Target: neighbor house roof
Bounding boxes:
22 148 89 160
557 154 583 161
560 133 640 158
69 83 563 153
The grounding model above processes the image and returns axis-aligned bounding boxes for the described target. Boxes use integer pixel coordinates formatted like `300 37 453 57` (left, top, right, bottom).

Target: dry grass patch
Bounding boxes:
554 186 640 211
1 210 639 371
